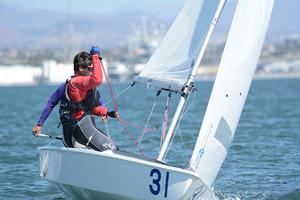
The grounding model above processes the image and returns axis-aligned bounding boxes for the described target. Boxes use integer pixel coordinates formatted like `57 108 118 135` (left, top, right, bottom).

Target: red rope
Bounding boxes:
117 118 144 155
99 59 143 154
120 118 157 133
99 59 118 111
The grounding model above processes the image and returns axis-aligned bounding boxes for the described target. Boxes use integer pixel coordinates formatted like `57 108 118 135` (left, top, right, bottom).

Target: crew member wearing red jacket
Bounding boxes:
32 46 118 151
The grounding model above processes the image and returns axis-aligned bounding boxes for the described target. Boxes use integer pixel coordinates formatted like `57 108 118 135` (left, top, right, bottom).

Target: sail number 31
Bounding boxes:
149 168 170 198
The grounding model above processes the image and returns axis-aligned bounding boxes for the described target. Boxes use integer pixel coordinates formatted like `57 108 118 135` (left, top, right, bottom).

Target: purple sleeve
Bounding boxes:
99 99 104 106
37 83 65 126
98 89 104 106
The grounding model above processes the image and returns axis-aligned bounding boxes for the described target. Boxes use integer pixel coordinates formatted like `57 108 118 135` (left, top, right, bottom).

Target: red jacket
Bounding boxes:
68 54 108 120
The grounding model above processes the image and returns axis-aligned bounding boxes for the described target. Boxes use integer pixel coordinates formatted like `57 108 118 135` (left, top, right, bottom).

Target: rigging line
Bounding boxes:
104 123 111 138
100 59 118 111
163 90 196 158
117 117 144 155
161 92 171 147
119 118 157 133
181 89 196 118
137 97 158 148
137 90 161 149
177 91 196 149
161 90 190 157
177 127 188 151
100 62 141 153
94 116 143 154
176 127 191 168
104 84 133 106
47 139 56 146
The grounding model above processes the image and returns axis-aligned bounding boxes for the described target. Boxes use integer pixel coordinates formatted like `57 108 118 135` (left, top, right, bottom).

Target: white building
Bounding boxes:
0 65 41 86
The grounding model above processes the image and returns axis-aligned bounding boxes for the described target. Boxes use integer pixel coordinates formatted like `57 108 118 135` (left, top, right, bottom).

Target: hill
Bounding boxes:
0 0 299 49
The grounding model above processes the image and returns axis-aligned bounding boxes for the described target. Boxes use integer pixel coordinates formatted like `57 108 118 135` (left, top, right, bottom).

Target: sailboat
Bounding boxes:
39 0 274 199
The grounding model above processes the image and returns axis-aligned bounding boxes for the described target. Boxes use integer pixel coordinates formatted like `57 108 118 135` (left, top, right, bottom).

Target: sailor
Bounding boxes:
32 46 118 151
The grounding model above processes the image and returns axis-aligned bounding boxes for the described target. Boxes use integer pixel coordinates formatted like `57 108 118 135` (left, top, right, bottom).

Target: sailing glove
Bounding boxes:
90 46 100 55
107 110 119 118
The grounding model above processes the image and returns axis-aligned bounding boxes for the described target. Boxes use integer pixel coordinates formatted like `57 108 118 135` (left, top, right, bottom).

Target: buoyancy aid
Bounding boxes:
59 79 100 124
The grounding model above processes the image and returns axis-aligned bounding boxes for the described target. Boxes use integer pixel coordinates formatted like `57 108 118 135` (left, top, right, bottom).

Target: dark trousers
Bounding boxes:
62 115 117 152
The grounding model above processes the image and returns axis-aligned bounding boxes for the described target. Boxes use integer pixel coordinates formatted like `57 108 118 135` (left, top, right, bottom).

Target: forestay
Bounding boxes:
189 0 274 187
135 0 220 91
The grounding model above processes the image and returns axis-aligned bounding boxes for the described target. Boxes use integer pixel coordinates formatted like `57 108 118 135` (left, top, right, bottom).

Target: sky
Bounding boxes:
0 0 236 49
0 0 239 15
0 0 187 14
0 0 299 49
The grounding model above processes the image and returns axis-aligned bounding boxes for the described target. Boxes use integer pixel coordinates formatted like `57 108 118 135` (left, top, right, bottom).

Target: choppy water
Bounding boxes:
0 79 299 200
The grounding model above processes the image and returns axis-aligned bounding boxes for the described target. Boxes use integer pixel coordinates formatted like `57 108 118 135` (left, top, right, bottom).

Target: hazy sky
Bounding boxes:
0 0 239 14
0 0 186 14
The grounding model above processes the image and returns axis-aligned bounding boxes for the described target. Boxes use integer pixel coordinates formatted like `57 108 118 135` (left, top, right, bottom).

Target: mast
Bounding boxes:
157 0 227 162
67 0 74 61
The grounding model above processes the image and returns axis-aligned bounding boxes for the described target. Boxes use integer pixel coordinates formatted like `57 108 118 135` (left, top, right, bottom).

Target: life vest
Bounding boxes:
59 79 100 124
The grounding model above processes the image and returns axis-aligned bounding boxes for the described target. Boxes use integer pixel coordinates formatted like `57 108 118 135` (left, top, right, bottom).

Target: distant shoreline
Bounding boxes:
253 72 300 80
196 72 300 81
0 72 299 87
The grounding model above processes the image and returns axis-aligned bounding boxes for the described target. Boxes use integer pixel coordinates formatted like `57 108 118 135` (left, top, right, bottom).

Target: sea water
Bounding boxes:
0 79 299 200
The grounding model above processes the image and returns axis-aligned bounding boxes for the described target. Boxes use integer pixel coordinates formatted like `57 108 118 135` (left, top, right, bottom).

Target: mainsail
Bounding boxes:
189 0 275 187
135 0 221 91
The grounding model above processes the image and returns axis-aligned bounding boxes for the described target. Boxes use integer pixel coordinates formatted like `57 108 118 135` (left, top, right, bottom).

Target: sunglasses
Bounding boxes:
82 66 94 71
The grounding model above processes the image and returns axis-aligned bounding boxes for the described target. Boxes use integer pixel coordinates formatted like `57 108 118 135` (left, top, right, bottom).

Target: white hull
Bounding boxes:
39 147 216 200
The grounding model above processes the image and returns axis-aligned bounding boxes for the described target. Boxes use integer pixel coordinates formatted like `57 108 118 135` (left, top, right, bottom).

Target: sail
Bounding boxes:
189 0 274 187
135 0 220 91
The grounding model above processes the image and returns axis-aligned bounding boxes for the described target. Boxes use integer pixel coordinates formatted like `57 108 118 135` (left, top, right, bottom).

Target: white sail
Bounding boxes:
135 0 220 91
189 0 274 187
157 0 226 162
